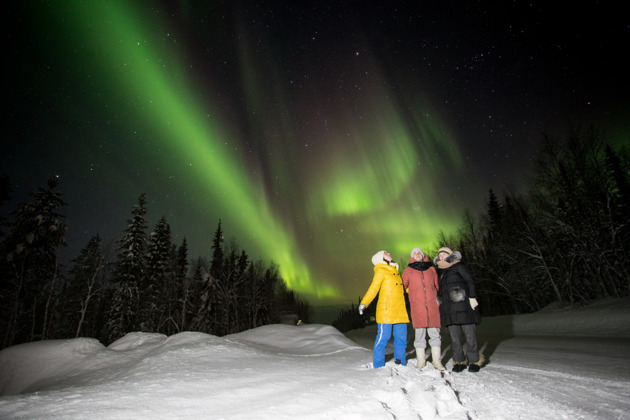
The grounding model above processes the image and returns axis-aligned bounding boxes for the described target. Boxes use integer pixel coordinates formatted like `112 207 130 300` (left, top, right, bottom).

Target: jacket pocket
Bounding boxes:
449 287 466 303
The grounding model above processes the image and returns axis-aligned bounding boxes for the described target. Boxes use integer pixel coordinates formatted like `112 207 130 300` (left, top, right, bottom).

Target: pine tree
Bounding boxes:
486 189 503 240
191 221 226 334
62 234 109 338
173 238 189 333
0 177 67 347
190 257 213 333
210 220 224 279
242 260 271 329
143 216 173 332
216 242 249 334
104 194 148 344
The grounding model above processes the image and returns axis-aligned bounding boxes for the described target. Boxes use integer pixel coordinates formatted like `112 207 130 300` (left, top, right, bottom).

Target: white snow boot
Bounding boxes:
431 347 445 371
416 348 426 369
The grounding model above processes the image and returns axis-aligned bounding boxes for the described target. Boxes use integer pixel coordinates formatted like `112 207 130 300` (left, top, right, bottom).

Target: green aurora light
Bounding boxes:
45 2 466 303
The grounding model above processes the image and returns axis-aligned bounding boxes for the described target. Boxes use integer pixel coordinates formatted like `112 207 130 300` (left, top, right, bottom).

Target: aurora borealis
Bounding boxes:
6 2 628 306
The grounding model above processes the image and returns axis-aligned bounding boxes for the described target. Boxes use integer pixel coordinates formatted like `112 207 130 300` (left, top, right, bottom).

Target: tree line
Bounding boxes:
455 128 629 315
0 185 311 350
333 127 629 332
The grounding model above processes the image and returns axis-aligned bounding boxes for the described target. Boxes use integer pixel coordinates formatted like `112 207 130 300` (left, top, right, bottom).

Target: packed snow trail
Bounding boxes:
346 297 630 420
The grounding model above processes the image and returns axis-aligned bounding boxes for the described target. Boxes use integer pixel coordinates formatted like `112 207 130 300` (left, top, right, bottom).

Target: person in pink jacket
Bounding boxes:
402 248 445 371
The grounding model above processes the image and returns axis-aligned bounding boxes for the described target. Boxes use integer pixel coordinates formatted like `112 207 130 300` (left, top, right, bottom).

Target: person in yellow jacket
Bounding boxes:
359 250 410 368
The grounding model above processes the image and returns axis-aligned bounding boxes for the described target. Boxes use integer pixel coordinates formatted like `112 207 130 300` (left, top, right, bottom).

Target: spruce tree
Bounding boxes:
174 238 189 333
189 257 211 333
192 221 225 334
0 177 67 347
62 234 108 338
210 220 224 279
486 189 503 239
104 194 148 344
144 216 173 332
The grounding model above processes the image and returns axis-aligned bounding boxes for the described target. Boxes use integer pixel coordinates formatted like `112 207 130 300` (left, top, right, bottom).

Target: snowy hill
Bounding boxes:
0 298 629 419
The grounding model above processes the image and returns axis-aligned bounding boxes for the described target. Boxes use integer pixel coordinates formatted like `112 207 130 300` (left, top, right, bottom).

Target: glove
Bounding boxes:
469 298 479 310
358 303 366 315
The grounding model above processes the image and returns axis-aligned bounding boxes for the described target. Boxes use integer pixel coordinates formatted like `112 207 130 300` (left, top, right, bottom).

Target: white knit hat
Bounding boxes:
371 250 386 265
410 248 424 258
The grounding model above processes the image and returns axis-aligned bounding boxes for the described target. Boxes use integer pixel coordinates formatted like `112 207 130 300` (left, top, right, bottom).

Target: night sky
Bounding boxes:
5 2 629 306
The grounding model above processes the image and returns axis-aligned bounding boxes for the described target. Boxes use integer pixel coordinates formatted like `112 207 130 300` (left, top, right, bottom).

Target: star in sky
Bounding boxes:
5 1 629 305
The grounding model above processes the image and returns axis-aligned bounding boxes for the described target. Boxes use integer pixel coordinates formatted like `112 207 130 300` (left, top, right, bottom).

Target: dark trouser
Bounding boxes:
448 324 478 363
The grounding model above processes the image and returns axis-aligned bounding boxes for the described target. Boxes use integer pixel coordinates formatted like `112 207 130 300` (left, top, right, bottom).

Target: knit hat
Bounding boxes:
410 248 424 258
371 250 386 266
437 246 453 256
435 247 462 268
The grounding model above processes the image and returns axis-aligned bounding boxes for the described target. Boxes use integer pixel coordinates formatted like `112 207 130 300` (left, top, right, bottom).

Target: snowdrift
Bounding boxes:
0 298 629 419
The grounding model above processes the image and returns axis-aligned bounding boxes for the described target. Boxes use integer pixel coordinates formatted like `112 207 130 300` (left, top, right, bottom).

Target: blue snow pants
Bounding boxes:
373 323 407 368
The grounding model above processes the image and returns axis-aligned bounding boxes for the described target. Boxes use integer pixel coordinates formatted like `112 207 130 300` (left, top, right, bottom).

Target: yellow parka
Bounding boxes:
360 262 410 324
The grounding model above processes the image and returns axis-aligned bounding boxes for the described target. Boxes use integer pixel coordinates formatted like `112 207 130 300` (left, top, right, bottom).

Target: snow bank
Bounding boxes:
0 298 628 419
511 297 630 337
227 324 364 355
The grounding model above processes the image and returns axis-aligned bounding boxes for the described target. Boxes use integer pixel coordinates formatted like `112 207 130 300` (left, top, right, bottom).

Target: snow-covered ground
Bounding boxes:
0 298 629 419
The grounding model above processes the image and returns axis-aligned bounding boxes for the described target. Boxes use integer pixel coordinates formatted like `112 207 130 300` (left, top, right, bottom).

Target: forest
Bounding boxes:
333 128 629 332
0 187 312 350
1 127 628 347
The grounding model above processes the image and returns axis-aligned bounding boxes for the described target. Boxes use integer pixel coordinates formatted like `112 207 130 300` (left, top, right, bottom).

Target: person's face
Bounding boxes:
383 251 393 262
438 252 448 261
412 251 423 261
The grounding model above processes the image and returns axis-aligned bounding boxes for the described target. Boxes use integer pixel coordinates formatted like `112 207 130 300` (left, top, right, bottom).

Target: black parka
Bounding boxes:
437 262 479 326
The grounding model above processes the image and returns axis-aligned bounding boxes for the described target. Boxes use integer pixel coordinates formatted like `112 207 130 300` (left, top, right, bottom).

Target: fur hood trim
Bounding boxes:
434 250 462 268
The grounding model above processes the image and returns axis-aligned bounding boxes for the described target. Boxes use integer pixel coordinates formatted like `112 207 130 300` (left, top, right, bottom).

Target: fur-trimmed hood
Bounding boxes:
433 251 462 265
434 247 462 269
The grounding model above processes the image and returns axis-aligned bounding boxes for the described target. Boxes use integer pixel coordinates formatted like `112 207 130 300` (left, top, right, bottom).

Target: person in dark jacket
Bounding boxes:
435 246 484 373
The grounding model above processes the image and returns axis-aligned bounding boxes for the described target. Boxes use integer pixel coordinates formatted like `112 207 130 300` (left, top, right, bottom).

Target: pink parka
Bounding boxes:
402 256 441 328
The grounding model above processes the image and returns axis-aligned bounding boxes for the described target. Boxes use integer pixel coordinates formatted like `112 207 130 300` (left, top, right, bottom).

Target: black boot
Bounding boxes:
468 355 485 372
452 363 467 373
